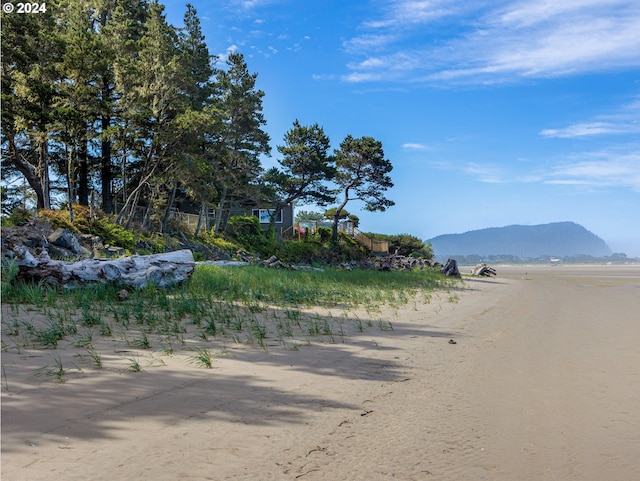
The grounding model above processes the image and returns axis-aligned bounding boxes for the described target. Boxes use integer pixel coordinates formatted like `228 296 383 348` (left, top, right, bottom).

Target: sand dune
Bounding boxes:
2 265 639 480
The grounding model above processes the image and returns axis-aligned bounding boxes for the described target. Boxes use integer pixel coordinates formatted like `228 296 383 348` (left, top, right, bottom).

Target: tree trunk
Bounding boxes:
7 136 47 210
440 258 461 277
213 185 228 234
66 143 75 223
101 111 113 213
160 181 178 234
332 187 350 243
37 137 51 209
78 124 90 206
194 199 206 237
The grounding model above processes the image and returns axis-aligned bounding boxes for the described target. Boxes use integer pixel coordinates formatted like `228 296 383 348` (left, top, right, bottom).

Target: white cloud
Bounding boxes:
402 142 431 150
234 0 272 9
217 44 240 64
541 122 640 138
343 34 398 53
312 73 338 81
452 144 640 191
541 97 640 138
363 0 466 29
343 0 640 84
546 151 640 191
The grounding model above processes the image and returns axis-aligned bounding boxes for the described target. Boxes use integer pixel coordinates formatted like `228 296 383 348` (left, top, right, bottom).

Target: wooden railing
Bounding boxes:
352 228 389 253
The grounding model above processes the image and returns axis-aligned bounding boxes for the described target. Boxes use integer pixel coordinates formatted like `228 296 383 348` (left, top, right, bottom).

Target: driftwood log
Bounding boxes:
440 258 461 277
13 247 195 289
471 263 497 277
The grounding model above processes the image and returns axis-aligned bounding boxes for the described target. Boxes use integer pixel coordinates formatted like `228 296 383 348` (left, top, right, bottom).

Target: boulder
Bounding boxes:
48 228 81 254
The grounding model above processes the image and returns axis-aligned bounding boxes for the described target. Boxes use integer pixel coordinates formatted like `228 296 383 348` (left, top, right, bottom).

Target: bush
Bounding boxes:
202 229 239 251
91 218 137 250
39 208 80 232
277 240 320 264
226 216 274 257
3 208 33 226
365 232 430 258
316 226 332 243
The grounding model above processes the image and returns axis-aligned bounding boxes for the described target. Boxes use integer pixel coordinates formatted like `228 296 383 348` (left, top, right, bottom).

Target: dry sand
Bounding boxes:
2 264 639 480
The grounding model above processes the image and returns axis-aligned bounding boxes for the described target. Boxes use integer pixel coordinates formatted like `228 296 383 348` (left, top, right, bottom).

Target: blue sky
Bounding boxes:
164 0 640 256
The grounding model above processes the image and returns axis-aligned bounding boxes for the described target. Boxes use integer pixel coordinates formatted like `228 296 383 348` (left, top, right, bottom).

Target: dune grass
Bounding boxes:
187 265 453 308
1 263 459 379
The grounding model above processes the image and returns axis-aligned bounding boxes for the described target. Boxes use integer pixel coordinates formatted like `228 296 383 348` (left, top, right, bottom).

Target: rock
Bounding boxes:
48 228 81 254
101 245 126 258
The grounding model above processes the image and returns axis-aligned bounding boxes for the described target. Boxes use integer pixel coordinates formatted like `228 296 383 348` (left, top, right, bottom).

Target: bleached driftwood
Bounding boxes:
13 247 195 289
471 263 497 277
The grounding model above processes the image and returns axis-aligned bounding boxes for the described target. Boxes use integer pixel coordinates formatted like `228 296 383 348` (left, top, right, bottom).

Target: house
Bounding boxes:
229 203 295 238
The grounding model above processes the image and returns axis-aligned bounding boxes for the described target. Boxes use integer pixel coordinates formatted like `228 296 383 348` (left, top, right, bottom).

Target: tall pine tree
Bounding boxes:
213 52 270 233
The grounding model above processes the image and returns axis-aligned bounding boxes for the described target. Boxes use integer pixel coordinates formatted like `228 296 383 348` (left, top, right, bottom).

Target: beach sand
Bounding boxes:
2 264 639 480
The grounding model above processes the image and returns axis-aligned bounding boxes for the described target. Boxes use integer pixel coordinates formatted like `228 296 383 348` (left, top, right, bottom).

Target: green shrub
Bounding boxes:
365 232 431 258
226 216 274 257
202 229 239 251
39 209 80 233
3 208 33 226
277 240 320 264
316 226 332 243
91 218 137 250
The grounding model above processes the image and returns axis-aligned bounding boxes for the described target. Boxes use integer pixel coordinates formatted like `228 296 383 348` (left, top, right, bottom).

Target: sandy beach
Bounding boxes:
2 264 639 480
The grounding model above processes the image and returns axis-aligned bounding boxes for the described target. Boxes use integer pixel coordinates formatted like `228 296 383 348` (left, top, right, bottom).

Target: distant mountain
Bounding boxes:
427 222 612 258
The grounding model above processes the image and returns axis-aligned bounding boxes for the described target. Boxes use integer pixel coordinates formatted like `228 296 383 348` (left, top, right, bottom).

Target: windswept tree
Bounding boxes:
263 120 335 234
331 135 394 242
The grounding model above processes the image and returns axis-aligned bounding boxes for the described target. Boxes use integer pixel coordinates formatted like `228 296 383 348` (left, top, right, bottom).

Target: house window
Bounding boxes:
252 209 282 223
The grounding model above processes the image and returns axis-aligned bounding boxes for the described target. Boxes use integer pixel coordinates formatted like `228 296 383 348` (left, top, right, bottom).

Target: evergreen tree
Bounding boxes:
331 135 394 242
263 120 335 234
114 0 184 228
55 0 105 220
1 3 64 209
95 0 119 214
104 0 149 219
170 3 220 236
212 52 270 233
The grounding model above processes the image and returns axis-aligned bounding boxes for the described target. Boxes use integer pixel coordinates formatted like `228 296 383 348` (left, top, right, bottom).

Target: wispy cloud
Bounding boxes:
232 0 275 9
343 0 640 84
402 142 432 150
343 34 398 53
362 0 467 29
545 150 640 191
454 145 640 191
541 97 640 138
541 122 640 138
463 162 508 183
